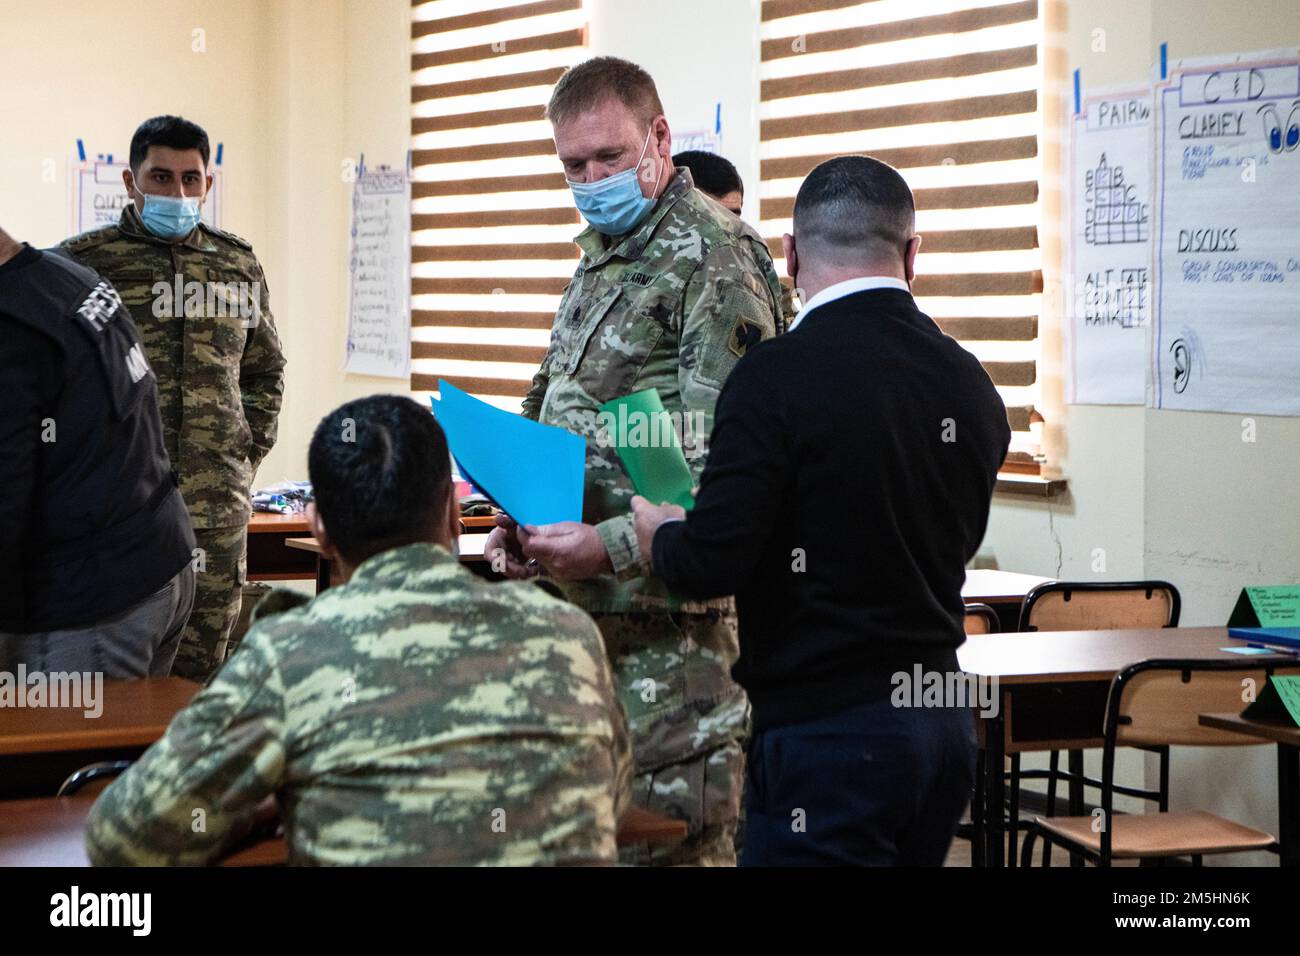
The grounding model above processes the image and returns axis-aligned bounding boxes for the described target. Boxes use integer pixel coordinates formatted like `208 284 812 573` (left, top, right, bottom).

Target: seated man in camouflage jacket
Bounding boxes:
86 396 631 866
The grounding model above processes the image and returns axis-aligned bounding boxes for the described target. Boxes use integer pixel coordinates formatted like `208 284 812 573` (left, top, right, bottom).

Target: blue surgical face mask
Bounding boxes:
133 183 202 240
567 126 662 236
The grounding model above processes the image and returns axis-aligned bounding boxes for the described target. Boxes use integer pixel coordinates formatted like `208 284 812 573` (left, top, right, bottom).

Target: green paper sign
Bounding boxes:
1272 676 1300 727
1243 674 1300 727
1228 586 1300 627
1247 587 1300 626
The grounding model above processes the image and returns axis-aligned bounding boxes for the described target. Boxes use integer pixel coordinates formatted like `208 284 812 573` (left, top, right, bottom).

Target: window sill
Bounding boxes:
994 472 1068 499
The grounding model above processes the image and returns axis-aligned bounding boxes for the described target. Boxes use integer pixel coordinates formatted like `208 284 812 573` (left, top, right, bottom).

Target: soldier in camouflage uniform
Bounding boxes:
85 396 631 866
61 116 285 682
674 148 800 331
490 58 784 866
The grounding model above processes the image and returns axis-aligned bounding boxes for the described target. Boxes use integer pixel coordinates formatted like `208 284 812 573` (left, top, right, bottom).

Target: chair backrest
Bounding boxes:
963 603 1001 635
57 760 131 797
1107 661 1300 748
1020 581 1180 632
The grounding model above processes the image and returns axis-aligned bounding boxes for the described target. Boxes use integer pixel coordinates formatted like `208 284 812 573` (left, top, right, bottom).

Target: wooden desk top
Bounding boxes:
0 793 284 867
1200 712 1300 746
617 805 688 846
961 569 1053 604
0 795 682 866
250 514 496 535
286 535 489 562
0 677 199 757
248 512 311 534
958 626 1298 685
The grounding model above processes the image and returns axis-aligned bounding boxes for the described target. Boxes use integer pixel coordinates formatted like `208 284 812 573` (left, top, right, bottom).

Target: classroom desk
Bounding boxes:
618 805 689 847
957 627 1296 867
0 793 285 867
961 569 1053 631
0 795 685 866
247 512 316 582
0 678 199 758
247 514 500 583
1199 712 1300 868
288 542 1050 607
287 533 491 592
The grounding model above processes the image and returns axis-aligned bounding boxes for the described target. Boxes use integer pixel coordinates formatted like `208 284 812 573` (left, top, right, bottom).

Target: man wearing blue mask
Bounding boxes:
485 56 784 865
62 115 286 682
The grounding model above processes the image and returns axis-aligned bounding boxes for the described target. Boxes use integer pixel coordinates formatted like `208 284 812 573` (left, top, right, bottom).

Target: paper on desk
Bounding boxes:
431 381 585 527
598 389 695 512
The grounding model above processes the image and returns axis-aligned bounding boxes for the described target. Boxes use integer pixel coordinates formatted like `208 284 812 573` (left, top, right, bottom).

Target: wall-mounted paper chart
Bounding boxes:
345 166 411 379
1067 86 1153 405
1152 49 1300 415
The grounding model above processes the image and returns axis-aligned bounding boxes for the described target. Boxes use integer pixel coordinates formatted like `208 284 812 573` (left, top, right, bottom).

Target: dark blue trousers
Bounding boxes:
741 697 976 866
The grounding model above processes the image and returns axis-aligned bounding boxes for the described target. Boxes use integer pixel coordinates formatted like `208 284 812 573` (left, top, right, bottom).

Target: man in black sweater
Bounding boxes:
631 156 1010 866
0 227 195 675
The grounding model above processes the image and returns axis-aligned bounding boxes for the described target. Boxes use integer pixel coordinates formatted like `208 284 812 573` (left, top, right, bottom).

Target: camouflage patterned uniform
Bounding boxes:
62 206 285 681
779 277 800 331
523 168 784 865
84 543 632 866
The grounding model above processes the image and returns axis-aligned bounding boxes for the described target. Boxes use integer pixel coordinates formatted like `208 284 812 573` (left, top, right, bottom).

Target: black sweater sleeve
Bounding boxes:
652 347 791 599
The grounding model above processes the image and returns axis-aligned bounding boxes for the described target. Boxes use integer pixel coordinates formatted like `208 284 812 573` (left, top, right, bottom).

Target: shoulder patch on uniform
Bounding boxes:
61 225 122 254
202 224 254 251
729 318 764 358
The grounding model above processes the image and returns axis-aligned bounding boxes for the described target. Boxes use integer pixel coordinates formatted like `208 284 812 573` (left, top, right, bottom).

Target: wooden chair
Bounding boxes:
963 603 1001 635
1018 581 1180 632
1020 659 1294 866
1008 580 1181 866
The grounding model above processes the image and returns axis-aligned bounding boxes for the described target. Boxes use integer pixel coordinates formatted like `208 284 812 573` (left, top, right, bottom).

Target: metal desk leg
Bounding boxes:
984 691 1006 867
316 555 334 593
1279 743 1299 868
972 745 986 867
1068 749 1085 867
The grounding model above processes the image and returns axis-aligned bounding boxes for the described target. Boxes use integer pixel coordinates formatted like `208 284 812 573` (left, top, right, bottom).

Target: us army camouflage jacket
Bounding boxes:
61 206 285 529
523 168 784 613
84 543 633 866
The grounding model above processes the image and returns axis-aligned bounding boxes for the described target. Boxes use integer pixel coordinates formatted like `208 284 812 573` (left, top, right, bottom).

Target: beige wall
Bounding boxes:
0 0 412 489
257 0 414 485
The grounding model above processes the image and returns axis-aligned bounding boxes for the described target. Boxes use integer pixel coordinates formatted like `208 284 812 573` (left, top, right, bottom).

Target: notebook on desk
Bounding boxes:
1228 626 1300 650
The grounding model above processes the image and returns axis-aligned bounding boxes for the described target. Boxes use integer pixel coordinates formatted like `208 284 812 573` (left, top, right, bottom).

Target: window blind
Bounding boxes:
410 0 587 410
759 0 1044 469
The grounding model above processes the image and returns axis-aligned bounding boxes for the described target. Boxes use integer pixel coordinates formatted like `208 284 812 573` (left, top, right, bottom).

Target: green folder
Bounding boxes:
599 389 695 511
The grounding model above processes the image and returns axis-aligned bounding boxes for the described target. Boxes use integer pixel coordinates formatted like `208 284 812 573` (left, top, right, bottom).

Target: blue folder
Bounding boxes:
1228 626 1300 649
430 380 585 528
